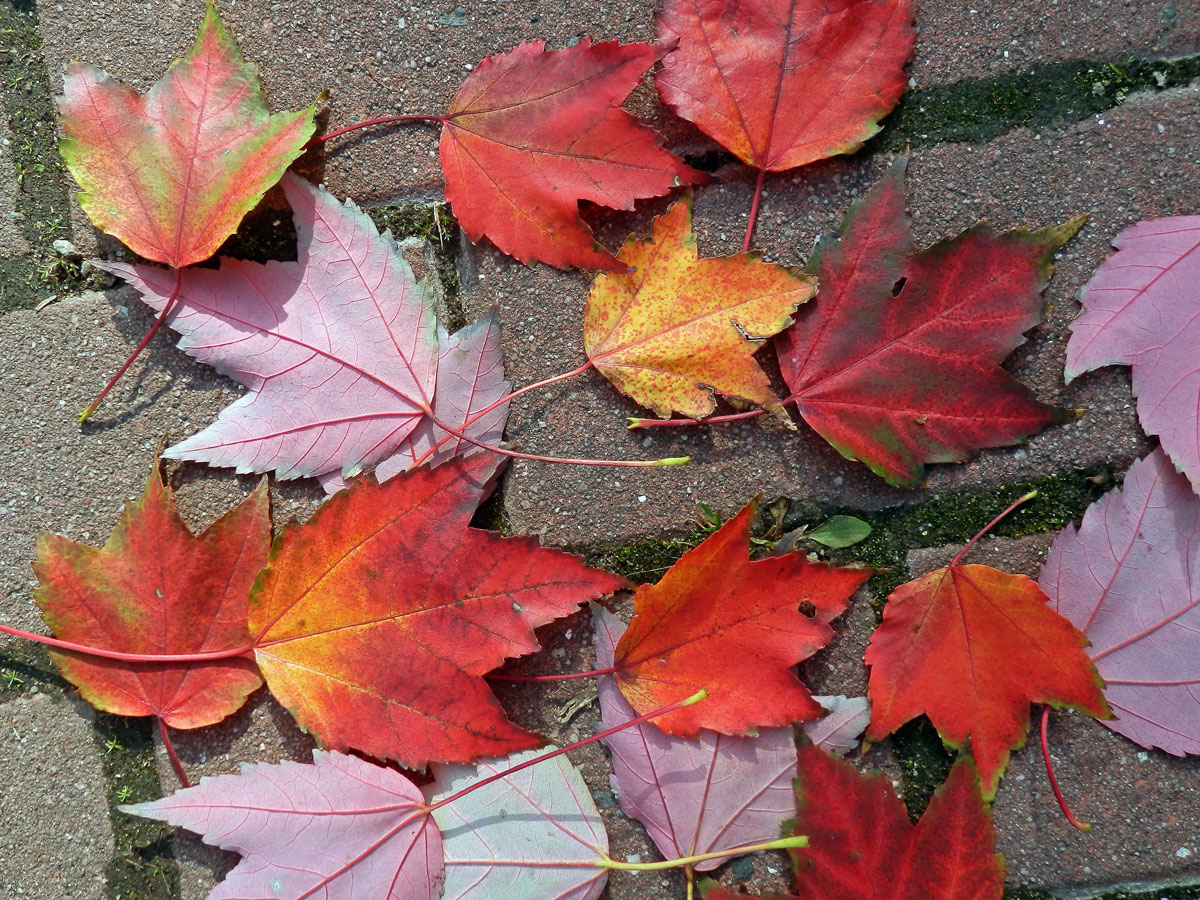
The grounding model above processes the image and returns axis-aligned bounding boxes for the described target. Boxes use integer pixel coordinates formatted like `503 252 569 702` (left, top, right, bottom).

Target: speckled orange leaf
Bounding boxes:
248 452 627 769
584 192 814 420
58 0 315 268
613 498 870 736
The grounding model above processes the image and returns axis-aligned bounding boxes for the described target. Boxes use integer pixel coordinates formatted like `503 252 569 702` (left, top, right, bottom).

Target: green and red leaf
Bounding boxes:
866 562 1110 799
58 0 315 268
249 452 627 768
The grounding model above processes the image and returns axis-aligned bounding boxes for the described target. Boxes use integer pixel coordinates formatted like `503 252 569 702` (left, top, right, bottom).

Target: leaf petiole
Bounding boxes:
488 665 618 682
157 717 191 789
79 267 182 423
950 490 1038 567
628 408 768 429
424 689 707 815
313 113 447 146
600 835 808 871
743 167 767 252
1039 706 1090 831
419 358 691 468
0 622 255 663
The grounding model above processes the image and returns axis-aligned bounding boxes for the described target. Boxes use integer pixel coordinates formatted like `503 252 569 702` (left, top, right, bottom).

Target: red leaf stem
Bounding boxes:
424 689 706 815
950 490 1038 566
313 114 447 146
157 717 191 788
79 267 182 423
1040 707 1090 831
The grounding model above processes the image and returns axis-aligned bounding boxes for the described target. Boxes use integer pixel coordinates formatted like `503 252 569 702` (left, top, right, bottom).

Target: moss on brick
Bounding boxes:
874 53 1200 150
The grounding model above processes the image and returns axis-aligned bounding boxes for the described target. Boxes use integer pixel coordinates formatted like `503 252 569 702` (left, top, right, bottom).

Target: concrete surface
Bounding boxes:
0 109 28 259
911 0 1200 87
0 694 112 900
1 0 1198 898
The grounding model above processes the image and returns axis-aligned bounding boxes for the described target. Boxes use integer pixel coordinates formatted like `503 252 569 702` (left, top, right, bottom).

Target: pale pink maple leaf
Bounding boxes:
1040 448 1200 755
593 605 797 871
320 311 511 494
104 173 439 480
805 695 871 756
1065 216 1200 490
123 750 443 900
425 747 609 900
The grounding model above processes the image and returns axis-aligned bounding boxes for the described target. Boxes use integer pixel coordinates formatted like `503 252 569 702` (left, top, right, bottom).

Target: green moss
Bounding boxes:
889 720 954 819
0 3 92 309
94 714 178 900
367 202 466 331
586 533 708 584
367 202 455 248
0 642 68 700
790 467 1113 605
1006 885 1200 900
874 53 1200 150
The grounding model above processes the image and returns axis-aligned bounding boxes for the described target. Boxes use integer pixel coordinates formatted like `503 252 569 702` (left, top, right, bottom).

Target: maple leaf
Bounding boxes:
796 742 1003 900
613 498 870 736
105 173 441 481
697 745 1004 900
865 535 1111 799
248 451 627 768
319 312 512 494
58 0 315 268
776 159 1082 487
440 38 699 271
655 0 915 173
32 457 267 729
584 192 815 420
426 747 610 900
594 606 797 871
803 695 871 756
1040 448 1200 755
1064 216 1200 491
124 751 443 900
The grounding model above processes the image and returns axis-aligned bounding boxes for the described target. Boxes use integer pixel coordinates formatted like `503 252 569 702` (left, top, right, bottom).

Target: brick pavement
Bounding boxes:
0 0 1197 898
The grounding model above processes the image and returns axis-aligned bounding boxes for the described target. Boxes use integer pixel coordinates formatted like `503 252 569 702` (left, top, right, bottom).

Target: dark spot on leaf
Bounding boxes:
798 600 817 618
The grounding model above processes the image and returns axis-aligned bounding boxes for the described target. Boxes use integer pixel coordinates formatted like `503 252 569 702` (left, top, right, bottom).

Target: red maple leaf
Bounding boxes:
33 458 268 729
441 39 699 271
613 498 870 736
656 0 915 174
58 0 315 269
249 451 627 768
699 744 1004 900
865 515 1110 799
776 159 1082 487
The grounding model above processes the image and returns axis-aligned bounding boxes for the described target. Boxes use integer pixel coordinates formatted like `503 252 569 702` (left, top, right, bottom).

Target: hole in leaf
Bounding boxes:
891 277 908 297
798 600 817 618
